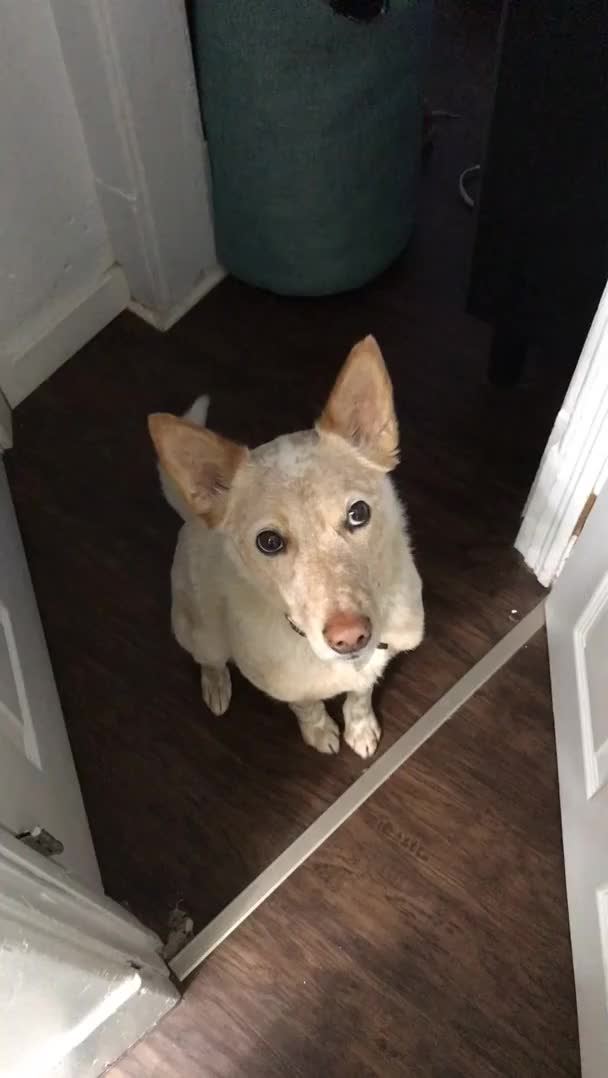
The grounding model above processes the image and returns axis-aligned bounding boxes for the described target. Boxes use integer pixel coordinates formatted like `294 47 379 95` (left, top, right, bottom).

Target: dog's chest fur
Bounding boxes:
233 618 393 703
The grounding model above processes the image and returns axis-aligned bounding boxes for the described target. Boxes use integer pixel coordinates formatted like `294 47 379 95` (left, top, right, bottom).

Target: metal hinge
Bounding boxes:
0 387 12 450
572 493 597 539
17 827 64 858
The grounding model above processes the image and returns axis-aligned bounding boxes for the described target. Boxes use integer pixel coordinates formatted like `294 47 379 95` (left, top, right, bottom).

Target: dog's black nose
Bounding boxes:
324 612 372 655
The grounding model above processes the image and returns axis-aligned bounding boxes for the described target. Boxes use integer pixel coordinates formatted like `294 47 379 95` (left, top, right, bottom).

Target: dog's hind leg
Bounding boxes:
343 687 381 759
290 701 340 755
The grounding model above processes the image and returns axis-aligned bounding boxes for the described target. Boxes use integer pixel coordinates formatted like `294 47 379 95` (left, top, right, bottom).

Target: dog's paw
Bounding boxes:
301 714 340 755
201 665 232 716
344 712 381 759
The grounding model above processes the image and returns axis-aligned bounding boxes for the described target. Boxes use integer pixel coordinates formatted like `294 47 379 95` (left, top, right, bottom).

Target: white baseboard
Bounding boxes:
128 265 226 332
1 266 129 408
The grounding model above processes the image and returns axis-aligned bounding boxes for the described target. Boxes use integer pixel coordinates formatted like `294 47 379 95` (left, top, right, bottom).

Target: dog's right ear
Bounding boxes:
148 414 248 526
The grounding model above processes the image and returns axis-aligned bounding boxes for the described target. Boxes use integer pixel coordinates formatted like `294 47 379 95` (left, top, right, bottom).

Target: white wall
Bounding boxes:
50 0 221 329
0 1 127 406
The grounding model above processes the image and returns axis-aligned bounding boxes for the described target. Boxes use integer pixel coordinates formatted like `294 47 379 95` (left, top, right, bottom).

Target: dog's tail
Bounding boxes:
159 394 210 520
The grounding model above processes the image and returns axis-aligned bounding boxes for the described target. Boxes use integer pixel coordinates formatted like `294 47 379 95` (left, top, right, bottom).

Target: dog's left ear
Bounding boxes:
317 336 399 470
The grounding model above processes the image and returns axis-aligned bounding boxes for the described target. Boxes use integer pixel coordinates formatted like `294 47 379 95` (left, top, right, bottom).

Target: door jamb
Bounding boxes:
516 280 608 586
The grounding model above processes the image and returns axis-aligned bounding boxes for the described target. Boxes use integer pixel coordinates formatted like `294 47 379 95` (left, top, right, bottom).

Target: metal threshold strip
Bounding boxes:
171 601 546 982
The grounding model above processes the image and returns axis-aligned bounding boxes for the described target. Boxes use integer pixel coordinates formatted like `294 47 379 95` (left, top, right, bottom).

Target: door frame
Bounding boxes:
516 280 608 587
49 0 222 330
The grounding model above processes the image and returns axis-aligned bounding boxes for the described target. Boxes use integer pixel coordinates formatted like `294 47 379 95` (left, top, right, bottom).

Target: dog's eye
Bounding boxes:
256 530 285 556
346 500 371 529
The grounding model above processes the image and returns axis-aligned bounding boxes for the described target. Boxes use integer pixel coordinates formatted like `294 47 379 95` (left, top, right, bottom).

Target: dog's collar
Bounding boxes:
285 615 388 650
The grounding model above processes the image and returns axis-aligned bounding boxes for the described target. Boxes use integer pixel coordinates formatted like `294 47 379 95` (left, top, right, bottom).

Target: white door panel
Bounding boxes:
0 461 100 890
0 831 178 1078
547 482 608 1078
0 463 178 1075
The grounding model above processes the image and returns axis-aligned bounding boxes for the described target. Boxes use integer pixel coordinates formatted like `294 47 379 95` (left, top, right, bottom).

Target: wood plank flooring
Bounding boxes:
110 631 580 1078
5 0 578 942
6 271 568 937
5 0 581 1070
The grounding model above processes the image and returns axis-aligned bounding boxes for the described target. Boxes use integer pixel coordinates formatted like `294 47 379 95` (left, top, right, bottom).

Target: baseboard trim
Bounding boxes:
2 266 129 408
170 601 546 982
128 266 227 332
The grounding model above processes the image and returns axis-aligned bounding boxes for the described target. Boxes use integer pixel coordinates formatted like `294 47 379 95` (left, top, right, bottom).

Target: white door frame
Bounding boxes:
517 279 608 587
50 0 223 330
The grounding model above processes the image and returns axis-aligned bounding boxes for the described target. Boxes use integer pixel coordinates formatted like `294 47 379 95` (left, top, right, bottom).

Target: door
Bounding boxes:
0 459 100 891
0 829 178 1078
547 481 608 1077
0 456 179 1074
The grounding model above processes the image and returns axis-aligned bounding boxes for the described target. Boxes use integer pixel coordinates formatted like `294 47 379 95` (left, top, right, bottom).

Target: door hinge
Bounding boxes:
17 826 64 858
572 493 597 539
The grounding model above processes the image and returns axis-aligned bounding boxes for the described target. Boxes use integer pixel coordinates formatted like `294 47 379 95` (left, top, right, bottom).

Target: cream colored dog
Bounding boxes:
148 336 424 758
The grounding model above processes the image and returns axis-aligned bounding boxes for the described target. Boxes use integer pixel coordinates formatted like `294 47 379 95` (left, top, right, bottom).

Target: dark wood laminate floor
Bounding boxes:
110 632 579 1078
5 0 577 943
6 279 566 938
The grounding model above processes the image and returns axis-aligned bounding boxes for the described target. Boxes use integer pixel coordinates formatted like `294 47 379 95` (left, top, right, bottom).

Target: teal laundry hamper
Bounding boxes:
189 0 433 296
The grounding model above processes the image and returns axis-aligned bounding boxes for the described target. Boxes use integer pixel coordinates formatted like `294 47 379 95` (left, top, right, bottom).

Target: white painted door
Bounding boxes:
0 830 178 1078
547 482 608 1077
0 459 101 891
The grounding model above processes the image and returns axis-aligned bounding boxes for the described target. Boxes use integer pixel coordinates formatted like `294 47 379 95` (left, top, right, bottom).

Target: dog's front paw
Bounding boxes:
293 702 340 754
201 665 232 716
344 711 381 759
302 714 341 755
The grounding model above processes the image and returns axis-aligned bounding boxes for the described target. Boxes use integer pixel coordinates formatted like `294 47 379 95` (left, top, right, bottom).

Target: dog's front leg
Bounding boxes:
343 688 381 759
384 591 425 654
290 701 340 755
200 665 232 716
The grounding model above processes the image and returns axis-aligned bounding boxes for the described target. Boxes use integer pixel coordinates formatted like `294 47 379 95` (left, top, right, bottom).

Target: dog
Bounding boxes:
148 336 424 758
